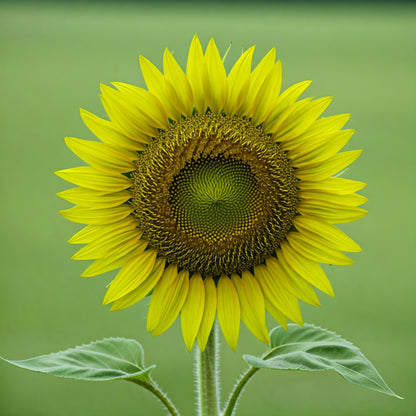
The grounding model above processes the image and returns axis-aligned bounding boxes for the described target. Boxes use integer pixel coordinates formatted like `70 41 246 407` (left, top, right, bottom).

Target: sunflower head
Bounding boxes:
56 35 367 352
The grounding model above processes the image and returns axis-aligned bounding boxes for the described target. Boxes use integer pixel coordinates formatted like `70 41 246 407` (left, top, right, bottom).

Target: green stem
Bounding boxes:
222 367 259 416
222 346 277 416
196 323 221 416
131 378 181 416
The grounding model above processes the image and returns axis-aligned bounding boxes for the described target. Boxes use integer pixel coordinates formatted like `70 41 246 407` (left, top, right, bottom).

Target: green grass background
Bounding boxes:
1 2 415 415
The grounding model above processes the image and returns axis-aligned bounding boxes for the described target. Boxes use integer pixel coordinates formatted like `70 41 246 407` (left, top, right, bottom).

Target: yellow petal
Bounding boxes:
293 215 361 253
68 225 97 244
307 113 351 135
57 187 131 209
147 264 178 332
298 200 368 224
280 241 334 296
242 48 277 116
152 270 190 337
82 242 146 277
59 205 133 225
232 272 270 344
139 55 180 120
267 98 312 137
217 275 240 351
80 109 145 151
275 97 332 141
300 190 368 208
295 150 363 182
275 254 322 305
197 276 217 352
186 35 209 113
247 61 282 125
64 137 136 174
103 249 158 304
264 80 312 133
112 82 169 130
163 48 193 117
72 228 140 260
248 61 283 125
287 232 354 266
100 84 156 141
248 48 276 96
55 166 131 193
280 114 351 151
226 46 255 115
299 177 366 195
68 217 136 244
268 254 320 307
254 263 303 325
181 273 205 351
264 297 288 330
290 130 354 167
111 257 166 311
204 38 228 113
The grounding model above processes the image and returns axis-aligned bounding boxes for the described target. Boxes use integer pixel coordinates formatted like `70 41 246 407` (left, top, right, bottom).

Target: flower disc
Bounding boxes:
56 35 367 352
132 114 298 276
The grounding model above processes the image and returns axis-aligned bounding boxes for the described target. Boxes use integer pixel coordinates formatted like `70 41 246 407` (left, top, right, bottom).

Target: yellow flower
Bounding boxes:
56 35 367 352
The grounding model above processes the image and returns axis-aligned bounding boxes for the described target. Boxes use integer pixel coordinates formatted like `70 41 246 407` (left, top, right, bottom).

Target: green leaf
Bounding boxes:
244 324 402 399
2 338 155 383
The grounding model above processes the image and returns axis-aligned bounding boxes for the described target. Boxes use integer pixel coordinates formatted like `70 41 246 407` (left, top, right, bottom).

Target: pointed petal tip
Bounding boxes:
197 338 207 353
227 340 238 352
100 83 115 95
260 332 271 345
246 45 256 55
54 169 66 178
146 322 154 333
64 137 76 148
102 291 115 305
184 341 194 353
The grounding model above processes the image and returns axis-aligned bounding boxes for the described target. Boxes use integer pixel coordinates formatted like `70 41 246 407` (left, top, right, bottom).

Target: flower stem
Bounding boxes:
196 323 221 416
131 378 181 416
222 367 259 416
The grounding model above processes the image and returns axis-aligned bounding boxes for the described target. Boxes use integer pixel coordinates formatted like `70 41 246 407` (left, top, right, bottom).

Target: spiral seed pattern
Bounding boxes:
131 113 299 277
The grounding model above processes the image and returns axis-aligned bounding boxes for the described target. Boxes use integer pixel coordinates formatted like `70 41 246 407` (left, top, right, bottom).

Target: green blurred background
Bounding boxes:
1 1 415 415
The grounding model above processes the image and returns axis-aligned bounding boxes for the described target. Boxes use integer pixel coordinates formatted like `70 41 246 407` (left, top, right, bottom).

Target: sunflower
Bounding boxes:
56 35 367 352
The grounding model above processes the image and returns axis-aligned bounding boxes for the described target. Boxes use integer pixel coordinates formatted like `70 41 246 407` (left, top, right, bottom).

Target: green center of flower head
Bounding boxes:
169 155 261 242
132 113 299 277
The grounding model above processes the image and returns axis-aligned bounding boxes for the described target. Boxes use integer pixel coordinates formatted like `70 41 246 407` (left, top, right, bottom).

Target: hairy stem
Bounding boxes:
196 323 221 416
131 378 181 416
222 367 259 416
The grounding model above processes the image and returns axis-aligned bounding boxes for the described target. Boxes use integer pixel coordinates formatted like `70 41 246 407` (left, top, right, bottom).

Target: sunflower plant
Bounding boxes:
2 36 401 415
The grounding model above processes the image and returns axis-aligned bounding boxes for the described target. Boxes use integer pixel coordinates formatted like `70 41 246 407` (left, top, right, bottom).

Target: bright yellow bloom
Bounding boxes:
56 35 367 352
